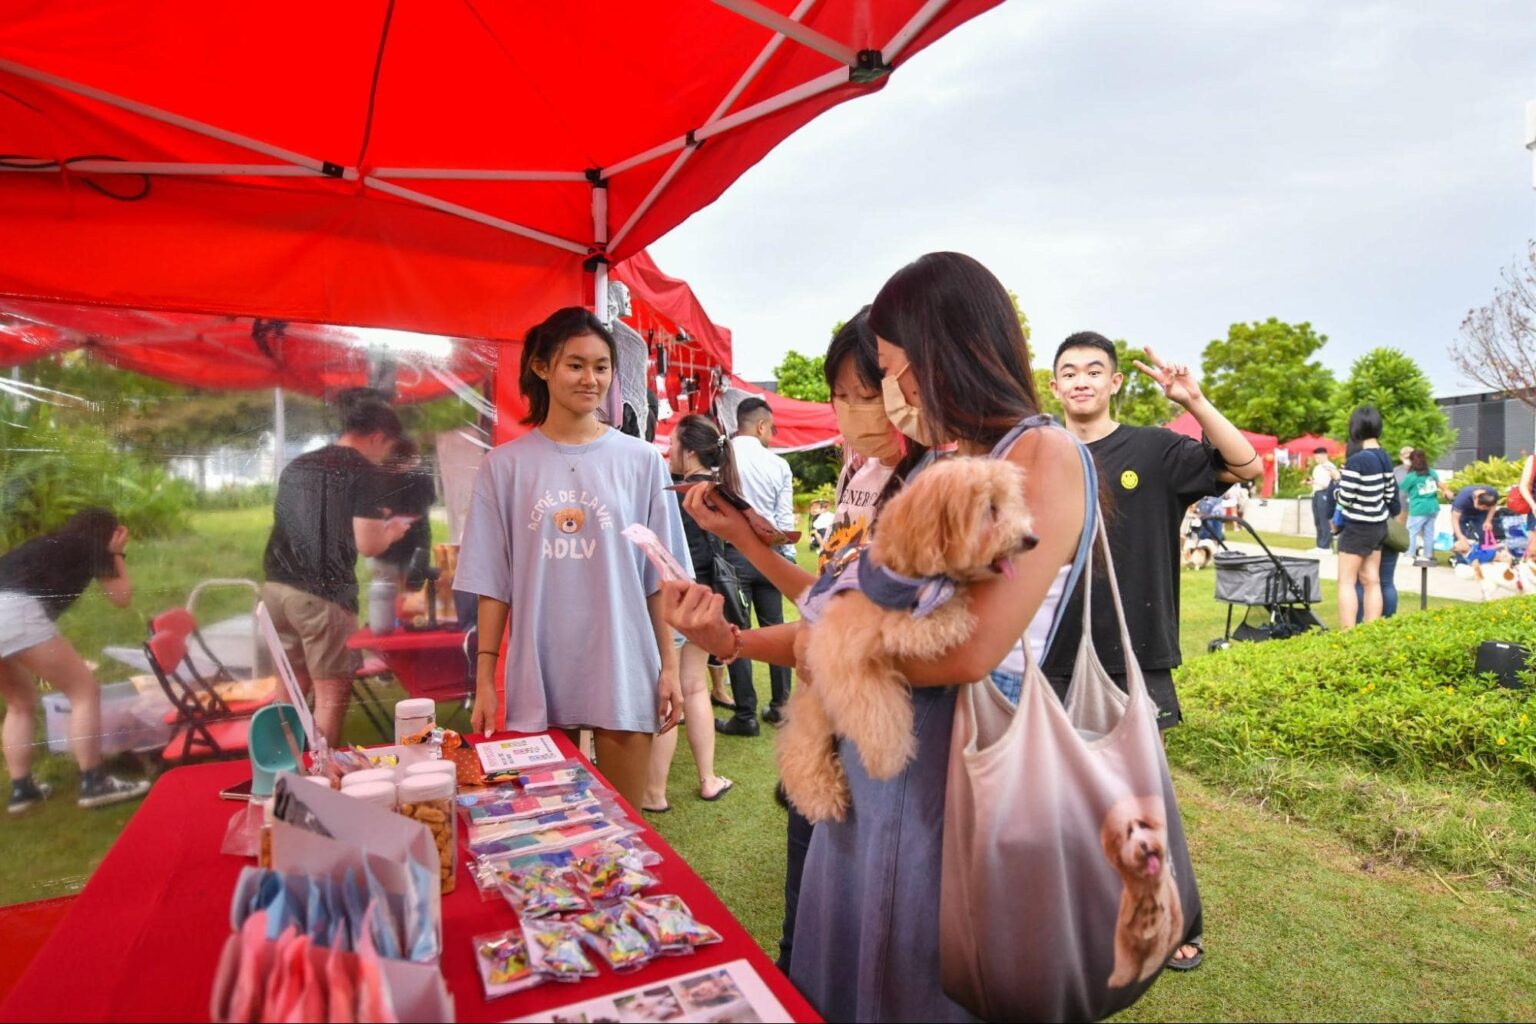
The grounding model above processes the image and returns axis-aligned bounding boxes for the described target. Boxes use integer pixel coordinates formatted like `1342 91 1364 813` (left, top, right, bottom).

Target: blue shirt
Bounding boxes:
455 428 692 733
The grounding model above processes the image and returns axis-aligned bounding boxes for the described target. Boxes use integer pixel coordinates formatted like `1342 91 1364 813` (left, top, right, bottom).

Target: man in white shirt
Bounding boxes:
1308 447 1341 550
719 398 796 736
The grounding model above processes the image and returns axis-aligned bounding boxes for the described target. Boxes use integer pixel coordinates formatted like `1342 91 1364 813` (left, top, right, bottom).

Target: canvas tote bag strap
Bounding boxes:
987 415 1097 657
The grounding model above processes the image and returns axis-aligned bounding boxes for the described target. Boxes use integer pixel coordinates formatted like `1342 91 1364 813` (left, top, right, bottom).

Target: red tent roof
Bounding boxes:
614 250 839 450
1165 411 1279 497
0 2 1000 347
1280 433 1344 459
0 297 491 402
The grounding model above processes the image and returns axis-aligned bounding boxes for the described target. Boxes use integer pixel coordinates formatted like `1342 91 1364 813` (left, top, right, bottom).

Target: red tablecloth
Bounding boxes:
0 732 818 1023
348 626 470 701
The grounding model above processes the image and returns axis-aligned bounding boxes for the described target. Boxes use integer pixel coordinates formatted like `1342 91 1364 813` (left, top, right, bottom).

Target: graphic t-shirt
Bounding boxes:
1042 424 1224 676
0 532 117 620
455 428 693 734
1399 471 1442 517
819 456 895 571
263 445 387 612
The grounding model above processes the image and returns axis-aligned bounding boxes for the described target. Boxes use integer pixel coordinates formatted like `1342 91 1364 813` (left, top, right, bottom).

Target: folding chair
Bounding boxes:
145 630 255 763
351 657 395 742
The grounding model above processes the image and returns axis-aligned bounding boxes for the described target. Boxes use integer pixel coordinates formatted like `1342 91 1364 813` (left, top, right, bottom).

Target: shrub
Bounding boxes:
1172 599 1536 789
1445 456 1523 494
1273 463 1311 498
0 414 193 548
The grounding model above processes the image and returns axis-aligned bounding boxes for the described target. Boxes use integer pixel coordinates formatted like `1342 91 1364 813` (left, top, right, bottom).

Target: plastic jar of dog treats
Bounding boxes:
395 698 436 768
341 767 397 790
257 798 275 868
343 781 398 812
398 773 456 893
402 759 456 783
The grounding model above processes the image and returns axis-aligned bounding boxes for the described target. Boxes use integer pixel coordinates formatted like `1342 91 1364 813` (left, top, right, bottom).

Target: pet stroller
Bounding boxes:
1205 516 1325 651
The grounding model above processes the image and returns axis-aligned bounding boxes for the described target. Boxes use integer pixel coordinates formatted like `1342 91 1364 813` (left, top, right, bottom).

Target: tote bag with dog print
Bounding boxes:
939 474 1201 1022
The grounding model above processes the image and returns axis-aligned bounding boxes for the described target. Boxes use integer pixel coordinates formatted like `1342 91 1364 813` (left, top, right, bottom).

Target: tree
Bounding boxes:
1113 340 1175 426
1454 241 1536 406
1033 368 1063 418
1330 347 1455 460
1200 318 1335 439
773 349 828 403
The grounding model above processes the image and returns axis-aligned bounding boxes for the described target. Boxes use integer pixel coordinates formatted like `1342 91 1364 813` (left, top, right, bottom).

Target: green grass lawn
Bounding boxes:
10 511 1534 1020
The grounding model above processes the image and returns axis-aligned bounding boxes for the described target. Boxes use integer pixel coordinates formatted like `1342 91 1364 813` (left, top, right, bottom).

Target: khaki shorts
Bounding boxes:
261 582 361 681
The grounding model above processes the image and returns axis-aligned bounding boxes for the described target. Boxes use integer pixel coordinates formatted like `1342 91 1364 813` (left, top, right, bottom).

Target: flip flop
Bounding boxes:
1167 940 1204 972
641 804 671 814
700 778 734 802
710 697 737 711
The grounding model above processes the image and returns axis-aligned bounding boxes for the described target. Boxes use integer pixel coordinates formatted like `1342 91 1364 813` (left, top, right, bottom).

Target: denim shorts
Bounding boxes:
0 592 58 658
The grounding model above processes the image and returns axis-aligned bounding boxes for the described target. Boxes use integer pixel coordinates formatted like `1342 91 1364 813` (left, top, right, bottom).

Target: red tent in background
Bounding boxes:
1166 411 1279 498
0 297 491 402
614 250 840 451
1280 433 1344 462
0 1 1001 434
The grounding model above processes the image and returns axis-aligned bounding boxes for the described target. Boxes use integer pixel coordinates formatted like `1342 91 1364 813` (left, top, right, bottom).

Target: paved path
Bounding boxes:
1217 541 1487 603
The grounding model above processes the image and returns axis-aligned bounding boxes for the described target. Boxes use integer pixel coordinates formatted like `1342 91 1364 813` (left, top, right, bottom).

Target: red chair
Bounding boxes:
145 630 254 763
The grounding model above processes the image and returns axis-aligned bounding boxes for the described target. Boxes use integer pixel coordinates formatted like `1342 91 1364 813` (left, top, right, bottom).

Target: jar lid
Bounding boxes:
341 768 396 789
395 698 436 720
343 781 397 809
402 760 456 779
294 774 334 790
398 773 455 801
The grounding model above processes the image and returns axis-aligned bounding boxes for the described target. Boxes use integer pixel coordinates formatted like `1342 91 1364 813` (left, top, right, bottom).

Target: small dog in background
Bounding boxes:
778 458 1036 823
1101 794 1184 989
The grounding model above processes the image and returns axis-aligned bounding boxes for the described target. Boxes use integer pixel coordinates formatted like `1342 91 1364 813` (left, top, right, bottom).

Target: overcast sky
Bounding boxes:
649 1 1536 398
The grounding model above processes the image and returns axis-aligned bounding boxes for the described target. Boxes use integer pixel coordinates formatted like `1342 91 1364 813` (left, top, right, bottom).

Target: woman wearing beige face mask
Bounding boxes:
676 307 924 971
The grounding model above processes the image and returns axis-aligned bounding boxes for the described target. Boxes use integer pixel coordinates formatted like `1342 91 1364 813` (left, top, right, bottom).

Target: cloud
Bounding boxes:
650 0 1536 398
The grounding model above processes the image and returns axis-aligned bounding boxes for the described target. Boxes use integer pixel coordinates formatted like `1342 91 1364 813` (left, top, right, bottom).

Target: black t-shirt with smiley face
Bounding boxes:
1042 424 1225 676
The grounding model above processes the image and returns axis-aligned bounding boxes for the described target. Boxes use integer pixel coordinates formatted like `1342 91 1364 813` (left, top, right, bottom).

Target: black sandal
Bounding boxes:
1167 938 1204 972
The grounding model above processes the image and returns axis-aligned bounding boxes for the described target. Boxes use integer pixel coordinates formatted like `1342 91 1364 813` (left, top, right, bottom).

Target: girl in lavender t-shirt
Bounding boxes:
456 307 691 807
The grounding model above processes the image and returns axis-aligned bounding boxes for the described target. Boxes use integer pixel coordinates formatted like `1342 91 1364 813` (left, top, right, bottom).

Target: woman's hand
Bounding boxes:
682 484 754 548
657 665 682 733
108 525 130 556
470 678 498 736
659 580 734 659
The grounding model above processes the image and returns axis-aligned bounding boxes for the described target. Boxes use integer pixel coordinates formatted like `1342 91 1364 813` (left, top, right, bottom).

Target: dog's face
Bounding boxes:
1101 795 1170 887
552 507 585 534
871 458 1035 580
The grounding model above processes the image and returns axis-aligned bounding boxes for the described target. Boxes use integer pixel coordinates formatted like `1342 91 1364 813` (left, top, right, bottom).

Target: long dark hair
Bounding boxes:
868 252 1038 447
336 387 402 438
518 307 617 426
672 413 742 497
823 307 926 508
57 507 119 549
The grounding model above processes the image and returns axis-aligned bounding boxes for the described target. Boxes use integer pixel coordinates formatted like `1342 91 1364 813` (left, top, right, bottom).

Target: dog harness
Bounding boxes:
798 543 957 626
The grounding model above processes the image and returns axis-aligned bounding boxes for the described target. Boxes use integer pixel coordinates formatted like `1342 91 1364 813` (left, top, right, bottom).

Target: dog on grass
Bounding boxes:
777 457 1036 823
1101 794 1184 988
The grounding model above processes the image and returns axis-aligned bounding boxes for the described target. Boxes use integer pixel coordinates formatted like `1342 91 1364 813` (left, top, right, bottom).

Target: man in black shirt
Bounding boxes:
1042 331 1260 973
262 390 413 746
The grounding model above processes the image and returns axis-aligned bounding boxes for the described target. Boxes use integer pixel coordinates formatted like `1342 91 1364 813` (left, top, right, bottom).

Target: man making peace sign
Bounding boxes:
1040 330 1258 973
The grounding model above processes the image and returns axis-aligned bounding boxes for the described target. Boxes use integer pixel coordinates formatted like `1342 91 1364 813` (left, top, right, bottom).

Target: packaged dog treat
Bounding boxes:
397 774 457 893
573 852 656 904
472 930 543 1000
573 904 658 972
456 784 600 826
628 894 722 954
621 524 691 583
497 864 590 917
523 919 597 982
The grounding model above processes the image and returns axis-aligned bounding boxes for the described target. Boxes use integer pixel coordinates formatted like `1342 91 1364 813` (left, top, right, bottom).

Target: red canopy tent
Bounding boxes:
613 250 840 450
1280 433 1344 462
0 297 492 402
0 1 1001 431
1165 411 1280 498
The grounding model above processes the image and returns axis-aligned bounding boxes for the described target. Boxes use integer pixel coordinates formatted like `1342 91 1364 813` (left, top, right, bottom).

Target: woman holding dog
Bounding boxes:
664 252 1088 1021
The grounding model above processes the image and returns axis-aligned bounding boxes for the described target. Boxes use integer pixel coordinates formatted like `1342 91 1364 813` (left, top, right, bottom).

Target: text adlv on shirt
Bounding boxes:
529 487 614 560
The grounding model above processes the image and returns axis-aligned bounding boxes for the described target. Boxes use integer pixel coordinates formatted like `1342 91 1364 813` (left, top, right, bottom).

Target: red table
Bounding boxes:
348 626 470 701
0 732 818 1023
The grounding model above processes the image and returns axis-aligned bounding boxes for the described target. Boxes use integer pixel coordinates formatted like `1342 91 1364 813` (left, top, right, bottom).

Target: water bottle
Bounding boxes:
368 574 397 635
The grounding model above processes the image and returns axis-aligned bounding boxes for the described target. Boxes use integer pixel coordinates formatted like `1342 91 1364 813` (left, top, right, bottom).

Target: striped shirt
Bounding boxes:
1337 447 1397 523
